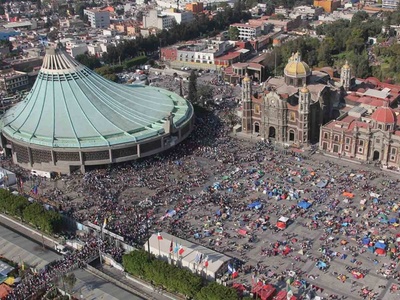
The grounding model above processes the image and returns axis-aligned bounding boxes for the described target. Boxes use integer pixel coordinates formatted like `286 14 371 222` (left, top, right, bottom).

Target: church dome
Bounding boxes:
284 52 311 78
371 106 396 124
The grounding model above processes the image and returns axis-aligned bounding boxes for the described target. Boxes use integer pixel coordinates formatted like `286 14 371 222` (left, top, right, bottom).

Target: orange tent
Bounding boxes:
0 284 12 300
342 192 354 198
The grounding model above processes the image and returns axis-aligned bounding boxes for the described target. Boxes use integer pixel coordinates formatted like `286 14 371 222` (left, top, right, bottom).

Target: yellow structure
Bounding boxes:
313 0 341 13
284 52 311 78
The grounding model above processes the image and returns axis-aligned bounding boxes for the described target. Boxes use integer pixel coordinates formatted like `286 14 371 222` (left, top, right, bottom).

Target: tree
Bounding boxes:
228 26 240 41
196 282 238 300
63 273 77 293
188 70 198 103
75 53 101 70
197 84 213 106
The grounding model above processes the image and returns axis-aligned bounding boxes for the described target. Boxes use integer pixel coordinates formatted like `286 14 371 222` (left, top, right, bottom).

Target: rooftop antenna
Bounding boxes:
274 50 277 77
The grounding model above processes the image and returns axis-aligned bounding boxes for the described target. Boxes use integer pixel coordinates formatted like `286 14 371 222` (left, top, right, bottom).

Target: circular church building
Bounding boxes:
0 48 194 174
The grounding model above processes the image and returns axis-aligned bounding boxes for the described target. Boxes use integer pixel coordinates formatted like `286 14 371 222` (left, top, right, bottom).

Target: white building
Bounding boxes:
84 8 111 29
87 42 108 57
143 10 175 30
382 0 399 9
230 23 262 40
147 232 232 281
65 41 88 58
163 10 194 24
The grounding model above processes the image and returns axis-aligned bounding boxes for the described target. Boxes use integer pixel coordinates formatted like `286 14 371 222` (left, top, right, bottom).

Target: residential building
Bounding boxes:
143 10 174 30
313 0 341 13
382 0 399 9
84 8 111 29
230 23 262 40
185 2 203 13
0 69 29 93
163 9 194 24
65 41 88 58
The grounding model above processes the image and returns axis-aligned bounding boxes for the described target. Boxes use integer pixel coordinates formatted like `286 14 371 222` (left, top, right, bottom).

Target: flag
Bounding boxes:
178 245 185 255
169 239 173 253
173 242 179 254
102 217 107 229
194 252 201 264
157 232 163 240
232 268 238 279
204 256 209 268
228 264 234 274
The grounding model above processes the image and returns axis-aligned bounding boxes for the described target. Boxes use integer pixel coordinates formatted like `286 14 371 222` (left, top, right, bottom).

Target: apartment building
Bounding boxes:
143 10 175 30
230 23 262 40
84 8 111 29
0 69 29 93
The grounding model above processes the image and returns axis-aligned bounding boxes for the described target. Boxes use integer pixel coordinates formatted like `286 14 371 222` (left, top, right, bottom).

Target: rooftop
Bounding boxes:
1 48 192 148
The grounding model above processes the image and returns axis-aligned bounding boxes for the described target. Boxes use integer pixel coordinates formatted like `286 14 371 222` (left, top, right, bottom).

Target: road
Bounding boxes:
0 221 144 300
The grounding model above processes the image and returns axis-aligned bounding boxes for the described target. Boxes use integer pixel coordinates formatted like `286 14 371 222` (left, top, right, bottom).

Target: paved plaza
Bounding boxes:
6 73 400 300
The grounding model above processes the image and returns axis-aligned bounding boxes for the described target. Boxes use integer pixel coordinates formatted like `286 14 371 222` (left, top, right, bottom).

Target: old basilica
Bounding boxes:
240 52 400 169
241 52 348 145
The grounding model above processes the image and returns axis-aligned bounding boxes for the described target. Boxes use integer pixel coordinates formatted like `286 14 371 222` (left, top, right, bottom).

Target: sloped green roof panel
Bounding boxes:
0 48 192 148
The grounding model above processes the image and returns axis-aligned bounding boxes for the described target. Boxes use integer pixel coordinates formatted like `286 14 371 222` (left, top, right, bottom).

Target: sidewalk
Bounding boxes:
0 214 182 300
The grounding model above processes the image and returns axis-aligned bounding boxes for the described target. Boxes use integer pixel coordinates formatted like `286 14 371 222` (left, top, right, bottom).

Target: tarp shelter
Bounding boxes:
0 284 11 299
375 248 386 256
238 229 247 235
297 200 312 210
316 180 328 188
389 218 397 224
166 209 176 218
362 237 370 245
277 216 289 229
252 282 276 300
275 290 297 300
342 192 354 198
0 262 14 277
248 201 262 209
375 242 386 249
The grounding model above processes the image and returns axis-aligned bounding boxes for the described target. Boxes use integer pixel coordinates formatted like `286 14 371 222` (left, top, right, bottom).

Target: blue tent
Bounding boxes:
375 242 386 249
298 200 312 210
248 201 262 209
216 210 222 216
362 237 370 245
389 218 397 224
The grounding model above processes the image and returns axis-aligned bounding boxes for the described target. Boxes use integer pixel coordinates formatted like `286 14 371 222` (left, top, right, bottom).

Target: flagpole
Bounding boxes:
158 238 161 257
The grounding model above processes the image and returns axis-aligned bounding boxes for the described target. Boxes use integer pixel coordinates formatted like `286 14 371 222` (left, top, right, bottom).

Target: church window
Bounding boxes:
334 135 339 142
386 125 391 131
391 148 397 155
290 112 295 121
358 147 363 153
345 145 349 151
376 139 380 144
378 124 383 130
323 132 328 139
254 104 260 114
345 138 350 144
359 140 364 146
300 104 303 111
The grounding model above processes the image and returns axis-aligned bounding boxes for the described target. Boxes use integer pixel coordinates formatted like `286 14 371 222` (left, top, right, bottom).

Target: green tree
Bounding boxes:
196 282 238 300
188 70 198 103
75 53 101 70
197 84 213 106
63 273 77 293
228 26 240 41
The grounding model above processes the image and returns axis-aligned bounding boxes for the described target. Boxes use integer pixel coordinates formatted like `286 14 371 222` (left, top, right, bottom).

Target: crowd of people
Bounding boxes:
4 74 400 299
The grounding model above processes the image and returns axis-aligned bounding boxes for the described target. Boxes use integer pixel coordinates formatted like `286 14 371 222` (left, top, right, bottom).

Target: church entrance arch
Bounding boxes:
289 130 295 142
254 122 260 133
269 127 276 139
373 150 380 161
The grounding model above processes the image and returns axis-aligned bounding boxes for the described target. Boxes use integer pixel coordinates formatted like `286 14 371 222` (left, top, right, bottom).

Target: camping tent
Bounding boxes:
375 241 386 249
342 192 354 198
248 201 262 209
298 200 312 210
